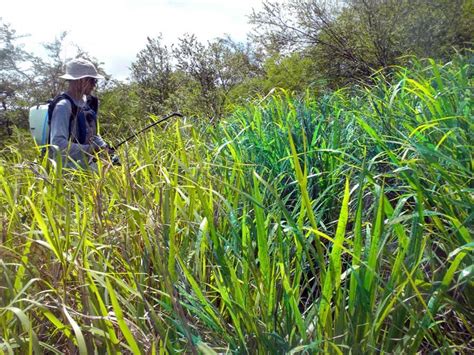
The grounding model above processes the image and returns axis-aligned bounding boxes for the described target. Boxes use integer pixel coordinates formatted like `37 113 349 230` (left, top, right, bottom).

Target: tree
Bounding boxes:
130 33 260 120
250 0 474 86
249 0 375 83
130 35 175 115
0 18 34 136
228 52 317 103
173 34 225 118
173 34 260 118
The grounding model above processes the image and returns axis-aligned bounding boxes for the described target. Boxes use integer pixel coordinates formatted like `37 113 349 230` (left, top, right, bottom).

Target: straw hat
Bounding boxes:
59 58 105 80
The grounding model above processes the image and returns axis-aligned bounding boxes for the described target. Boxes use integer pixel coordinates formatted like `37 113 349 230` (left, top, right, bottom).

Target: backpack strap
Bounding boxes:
87 95 99 114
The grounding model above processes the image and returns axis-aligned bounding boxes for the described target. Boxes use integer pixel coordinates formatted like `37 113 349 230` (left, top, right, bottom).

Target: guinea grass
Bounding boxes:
0 54 472 353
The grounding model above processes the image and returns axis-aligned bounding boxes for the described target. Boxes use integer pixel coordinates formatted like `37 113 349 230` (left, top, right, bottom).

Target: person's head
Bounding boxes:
60 58 104 95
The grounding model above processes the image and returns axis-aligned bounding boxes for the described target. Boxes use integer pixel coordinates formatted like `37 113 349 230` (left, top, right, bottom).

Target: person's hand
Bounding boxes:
89 142 103 154
104 146 120 165
105 146 115 155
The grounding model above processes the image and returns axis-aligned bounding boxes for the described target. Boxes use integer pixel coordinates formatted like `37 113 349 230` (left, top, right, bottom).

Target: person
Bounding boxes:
49 58 112 169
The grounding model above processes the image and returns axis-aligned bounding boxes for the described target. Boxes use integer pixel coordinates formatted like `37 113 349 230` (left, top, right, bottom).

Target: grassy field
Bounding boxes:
0 55 473 354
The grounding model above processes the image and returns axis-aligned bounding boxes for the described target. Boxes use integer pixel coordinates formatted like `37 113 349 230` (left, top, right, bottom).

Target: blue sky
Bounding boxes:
2 0 265 80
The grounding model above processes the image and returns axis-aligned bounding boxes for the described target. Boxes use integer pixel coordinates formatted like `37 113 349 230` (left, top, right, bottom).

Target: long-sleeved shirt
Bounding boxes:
49 94 106 168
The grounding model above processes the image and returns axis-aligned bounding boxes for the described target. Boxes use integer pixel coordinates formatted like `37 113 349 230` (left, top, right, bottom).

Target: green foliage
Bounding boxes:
262 53 315 91
1 54 472 353
129 34 260 120
250 0 474 85
98 81 143 140
130 35 176 115
229 53 317 104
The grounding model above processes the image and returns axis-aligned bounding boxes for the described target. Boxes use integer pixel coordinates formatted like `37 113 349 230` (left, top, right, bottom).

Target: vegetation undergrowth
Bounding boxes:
1 55 472 354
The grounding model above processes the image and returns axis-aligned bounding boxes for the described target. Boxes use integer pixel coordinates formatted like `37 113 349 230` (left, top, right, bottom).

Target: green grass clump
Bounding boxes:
1 54 472 354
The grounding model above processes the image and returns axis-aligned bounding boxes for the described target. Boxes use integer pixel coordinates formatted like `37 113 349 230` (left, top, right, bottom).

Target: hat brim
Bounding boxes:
60 73 105 80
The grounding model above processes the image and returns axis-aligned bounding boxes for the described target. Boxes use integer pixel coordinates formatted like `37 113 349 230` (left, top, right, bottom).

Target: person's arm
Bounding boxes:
50 100 93 160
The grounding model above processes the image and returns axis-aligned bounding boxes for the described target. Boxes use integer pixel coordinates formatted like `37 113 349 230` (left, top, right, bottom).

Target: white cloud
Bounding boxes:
2 0 264 80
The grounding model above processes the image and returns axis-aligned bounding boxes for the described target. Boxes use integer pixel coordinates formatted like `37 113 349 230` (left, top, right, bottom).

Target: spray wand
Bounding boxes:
105 112 183 165
112 112 183 149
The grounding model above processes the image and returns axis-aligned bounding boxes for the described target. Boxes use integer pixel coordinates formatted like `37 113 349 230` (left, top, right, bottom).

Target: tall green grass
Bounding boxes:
0 54 472 353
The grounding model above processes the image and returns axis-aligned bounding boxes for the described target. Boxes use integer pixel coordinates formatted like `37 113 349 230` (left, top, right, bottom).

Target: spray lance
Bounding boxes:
105 112 184 165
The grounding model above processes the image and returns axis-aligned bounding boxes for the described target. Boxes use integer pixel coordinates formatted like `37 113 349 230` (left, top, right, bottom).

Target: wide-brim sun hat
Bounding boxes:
59 58 105 80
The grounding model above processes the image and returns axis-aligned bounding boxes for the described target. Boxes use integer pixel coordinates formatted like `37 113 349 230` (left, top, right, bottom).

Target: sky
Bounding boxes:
2 0 265 81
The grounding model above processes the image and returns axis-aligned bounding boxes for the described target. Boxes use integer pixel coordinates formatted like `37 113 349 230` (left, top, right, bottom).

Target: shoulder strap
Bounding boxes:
48 93 79 124
86 95 99 114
